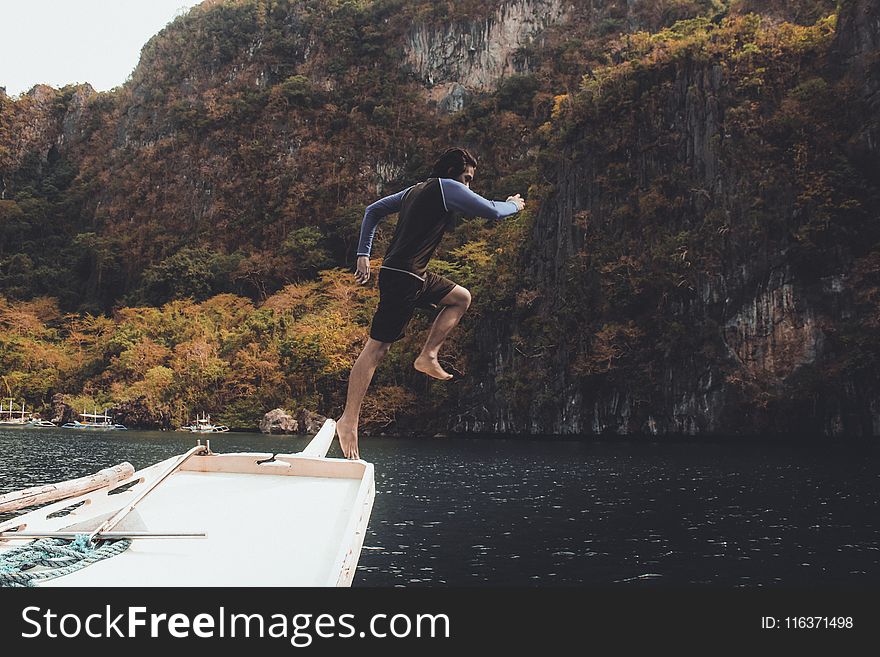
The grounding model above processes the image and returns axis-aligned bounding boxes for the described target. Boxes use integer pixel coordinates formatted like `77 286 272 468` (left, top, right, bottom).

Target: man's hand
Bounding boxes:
507 194 525 211
355 255 371 284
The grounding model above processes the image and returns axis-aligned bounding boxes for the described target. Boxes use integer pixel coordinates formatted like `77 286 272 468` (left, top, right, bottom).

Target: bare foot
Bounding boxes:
335 416 360 459
414 355 453 380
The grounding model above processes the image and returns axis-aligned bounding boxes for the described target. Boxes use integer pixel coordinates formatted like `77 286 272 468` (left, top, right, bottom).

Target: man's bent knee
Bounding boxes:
440 285 471 310
365 337 393 357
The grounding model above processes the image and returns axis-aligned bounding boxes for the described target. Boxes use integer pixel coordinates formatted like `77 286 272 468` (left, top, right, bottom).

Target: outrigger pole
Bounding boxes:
86 443 209 543
0 532 205 540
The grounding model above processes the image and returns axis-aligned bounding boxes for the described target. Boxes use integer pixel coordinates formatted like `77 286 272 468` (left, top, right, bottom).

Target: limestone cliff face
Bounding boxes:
0 84 96 199
405 0 570 111
6 86 64 169
450 1 880 438
834 0 880 168
59 85 97 148
722 268 824 383
834 0 880 65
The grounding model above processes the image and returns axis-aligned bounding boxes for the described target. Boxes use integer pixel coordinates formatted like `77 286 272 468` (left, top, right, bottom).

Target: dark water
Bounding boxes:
1 427 879 587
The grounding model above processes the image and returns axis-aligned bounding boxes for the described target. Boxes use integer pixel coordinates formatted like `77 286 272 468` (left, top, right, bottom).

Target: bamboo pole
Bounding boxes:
0 463 135 513
87 445 207 543
0 531 205 540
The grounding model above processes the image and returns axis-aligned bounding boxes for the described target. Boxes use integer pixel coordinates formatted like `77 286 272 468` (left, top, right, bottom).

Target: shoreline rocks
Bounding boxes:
259 408 328 435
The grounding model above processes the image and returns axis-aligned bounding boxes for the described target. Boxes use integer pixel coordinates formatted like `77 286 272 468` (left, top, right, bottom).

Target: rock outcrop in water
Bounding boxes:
260 408 299 434
260 407 326 434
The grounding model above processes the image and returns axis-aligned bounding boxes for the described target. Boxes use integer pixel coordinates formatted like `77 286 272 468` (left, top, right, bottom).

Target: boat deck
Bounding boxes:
0 419 375 587
43 470 363 587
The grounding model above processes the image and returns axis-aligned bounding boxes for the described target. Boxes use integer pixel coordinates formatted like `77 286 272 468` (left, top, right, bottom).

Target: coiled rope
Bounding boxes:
0 534 131 587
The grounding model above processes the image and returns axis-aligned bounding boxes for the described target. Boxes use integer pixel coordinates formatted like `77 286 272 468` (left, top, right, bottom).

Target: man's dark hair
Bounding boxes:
430 147 478 179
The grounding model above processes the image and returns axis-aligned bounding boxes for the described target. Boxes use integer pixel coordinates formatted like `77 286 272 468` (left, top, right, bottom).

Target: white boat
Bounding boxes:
62 409 127 431
0 419 375 587
178 412 229 433
0 398 28 426
25 418 57 428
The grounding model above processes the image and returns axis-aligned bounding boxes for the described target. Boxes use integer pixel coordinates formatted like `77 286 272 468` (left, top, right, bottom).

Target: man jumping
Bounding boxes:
336 147 525 459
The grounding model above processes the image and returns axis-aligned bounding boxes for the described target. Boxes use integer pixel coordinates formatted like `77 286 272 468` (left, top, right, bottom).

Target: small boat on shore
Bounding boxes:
0 398 29 426
0 419 374 587
62 409 127 431
178 412 229 433
25 418 57 428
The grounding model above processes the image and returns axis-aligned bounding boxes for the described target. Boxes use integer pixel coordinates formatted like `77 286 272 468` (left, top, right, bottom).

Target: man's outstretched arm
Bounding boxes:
439 179 525 219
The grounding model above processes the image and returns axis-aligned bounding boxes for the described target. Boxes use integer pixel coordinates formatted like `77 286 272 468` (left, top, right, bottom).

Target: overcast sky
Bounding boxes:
1 1 204 96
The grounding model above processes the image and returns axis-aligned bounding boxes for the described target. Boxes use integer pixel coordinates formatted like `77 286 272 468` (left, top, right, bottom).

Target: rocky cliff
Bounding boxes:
834 0 880 174
1 0 876 437
405 0 569 111
444 0 880 437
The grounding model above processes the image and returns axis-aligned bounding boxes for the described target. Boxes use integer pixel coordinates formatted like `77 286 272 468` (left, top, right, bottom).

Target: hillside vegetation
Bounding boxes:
2 0 877 436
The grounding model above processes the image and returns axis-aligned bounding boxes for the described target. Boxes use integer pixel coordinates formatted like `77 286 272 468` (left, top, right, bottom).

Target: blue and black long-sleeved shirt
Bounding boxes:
356 177 520 279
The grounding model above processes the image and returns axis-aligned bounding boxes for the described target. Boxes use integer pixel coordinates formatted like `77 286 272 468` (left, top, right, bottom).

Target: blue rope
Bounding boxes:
0 534 132 587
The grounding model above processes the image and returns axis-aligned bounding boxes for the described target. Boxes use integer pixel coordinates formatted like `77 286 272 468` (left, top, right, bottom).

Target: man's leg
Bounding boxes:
414 285 471 380
337 337 392 459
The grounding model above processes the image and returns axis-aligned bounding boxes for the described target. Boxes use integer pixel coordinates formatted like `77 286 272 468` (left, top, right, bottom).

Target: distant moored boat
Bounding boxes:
178 413 229 433
25 418 57 428
0 398 29 426
62 408 127 431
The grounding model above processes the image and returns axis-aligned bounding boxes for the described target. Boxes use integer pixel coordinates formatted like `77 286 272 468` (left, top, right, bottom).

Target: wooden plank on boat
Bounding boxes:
182 453 366 479
0 463 135 513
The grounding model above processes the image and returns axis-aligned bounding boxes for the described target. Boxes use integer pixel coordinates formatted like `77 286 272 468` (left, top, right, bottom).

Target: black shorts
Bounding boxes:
369 268 457 343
